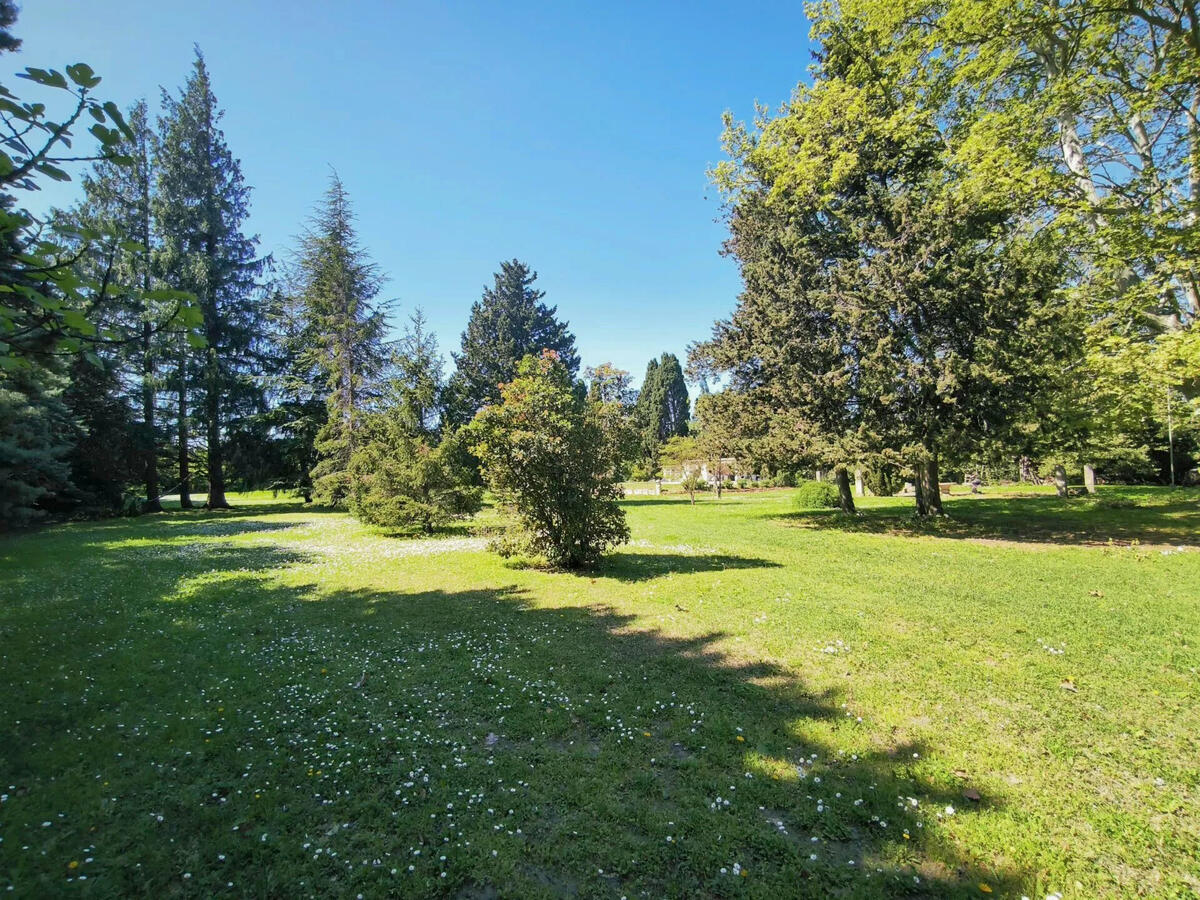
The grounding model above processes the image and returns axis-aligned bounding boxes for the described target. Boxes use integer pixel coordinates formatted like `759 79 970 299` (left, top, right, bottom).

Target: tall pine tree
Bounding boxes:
155 49 264 509
291 173 388 506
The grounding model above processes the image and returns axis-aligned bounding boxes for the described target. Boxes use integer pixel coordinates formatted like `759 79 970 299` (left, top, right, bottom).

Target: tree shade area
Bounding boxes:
2 1 1199 897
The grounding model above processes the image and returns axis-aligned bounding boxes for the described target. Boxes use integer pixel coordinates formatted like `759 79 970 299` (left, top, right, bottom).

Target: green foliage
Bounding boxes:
348 425 481 532
585 362 635 406
0 364 71 527
792 479 840 510
702 65 1067 515
291 174 389 506
633 352 689 465
449 260 578 424
0 62 192 367
467 351 629 568
864 463 903 498
155 50 264 508
61 353 138 512
342 311 477 532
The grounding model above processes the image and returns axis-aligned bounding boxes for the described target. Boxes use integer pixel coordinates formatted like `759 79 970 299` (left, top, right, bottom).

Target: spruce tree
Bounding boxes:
448 259 578 422
291 173 388 506
155 49 264 509
389 308 443 438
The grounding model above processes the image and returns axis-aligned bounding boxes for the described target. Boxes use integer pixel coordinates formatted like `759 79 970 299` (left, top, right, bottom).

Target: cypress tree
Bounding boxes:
634 353 690 467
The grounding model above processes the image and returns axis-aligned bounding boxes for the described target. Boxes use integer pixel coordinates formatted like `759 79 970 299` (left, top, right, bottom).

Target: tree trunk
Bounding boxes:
1052 464 1068 498
835 468 856 514
914 453 943 516
141 320 160 513
1083 464 1096 494
1018 455 1035 484
854 467 864 497
178 345 192 510
205 362 228 508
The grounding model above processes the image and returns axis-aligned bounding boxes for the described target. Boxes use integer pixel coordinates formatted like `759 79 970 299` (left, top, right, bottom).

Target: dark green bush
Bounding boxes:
865 464 903 497
792 480 840 509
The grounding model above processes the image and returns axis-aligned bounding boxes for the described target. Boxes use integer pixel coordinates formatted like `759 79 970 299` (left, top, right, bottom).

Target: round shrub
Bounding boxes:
792 480 840 509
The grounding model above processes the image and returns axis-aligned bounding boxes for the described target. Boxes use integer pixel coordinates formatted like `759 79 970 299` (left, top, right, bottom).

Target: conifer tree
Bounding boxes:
448 259 578 422
73 101 170 510
155 49 265 509
634 352 690 469
291 173 388 506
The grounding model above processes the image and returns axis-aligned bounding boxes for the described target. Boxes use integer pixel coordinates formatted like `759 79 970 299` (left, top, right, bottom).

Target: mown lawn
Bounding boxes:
1 487 1197 898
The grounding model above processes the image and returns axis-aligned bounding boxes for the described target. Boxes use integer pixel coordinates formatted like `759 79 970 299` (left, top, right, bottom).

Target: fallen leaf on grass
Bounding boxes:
1060 679 1078 692
963 788 981 802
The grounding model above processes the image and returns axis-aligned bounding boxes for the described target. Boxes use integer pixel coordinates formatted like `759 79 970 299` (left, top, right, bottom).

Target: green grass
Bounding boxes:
1 487 1197 898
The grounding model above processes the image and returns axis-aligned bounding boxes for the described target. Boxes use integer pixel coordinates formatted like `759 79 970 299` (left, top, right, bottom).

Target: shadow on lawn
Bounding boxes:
781 488 1200 548
3 523 1028 897
592 551 782 582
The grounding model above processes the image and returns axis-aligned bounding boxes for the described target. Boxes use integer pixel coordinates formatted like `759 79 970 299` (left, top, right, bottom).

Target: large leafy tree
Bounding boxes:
289 173 388 506
155 49 265 509
705 72 1066 515
813 0 1200 480
467 350 628 568
448 259 578 422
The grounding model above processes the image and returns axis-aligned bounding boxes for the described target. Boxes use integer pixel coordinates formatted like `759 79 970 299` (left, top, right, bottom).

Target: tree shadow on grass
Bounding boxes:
153 499 342 518
779 488 1200 548
1 520 1030 898
591 551 783 583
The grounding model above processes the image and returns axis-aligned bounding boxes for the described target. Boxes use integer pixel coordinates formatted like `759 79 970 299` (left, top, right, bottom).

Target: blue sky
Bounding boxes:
13 0 814 385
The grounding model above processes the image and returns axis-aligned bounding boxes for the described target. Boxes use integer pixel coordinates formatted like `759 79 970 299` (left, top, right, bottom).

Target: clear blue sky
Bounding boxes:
13 0 814 385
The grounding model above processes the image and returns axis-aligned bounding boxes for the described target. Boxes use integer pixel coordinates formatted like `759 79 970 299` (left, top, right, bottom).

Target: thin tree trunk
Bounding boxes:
138 127 160 514
141 319 160 512
205 363 228 508
178 341 192 509
835 468 856 514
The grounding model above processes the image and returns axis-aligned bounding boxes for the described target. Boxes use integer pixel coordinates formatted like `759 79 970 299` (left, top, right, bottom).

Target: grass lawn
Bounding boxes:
1 487 1197 898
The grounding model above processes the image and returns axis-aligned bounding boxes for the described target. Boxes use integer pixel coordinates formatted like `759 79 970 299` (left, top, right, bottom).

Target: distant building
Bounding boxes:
661 457 747 485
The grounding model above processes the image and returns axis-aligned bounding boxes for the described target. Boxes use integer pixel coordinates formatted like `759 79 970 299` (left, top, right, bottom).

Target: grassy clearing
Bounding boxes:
1 487 1197 897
